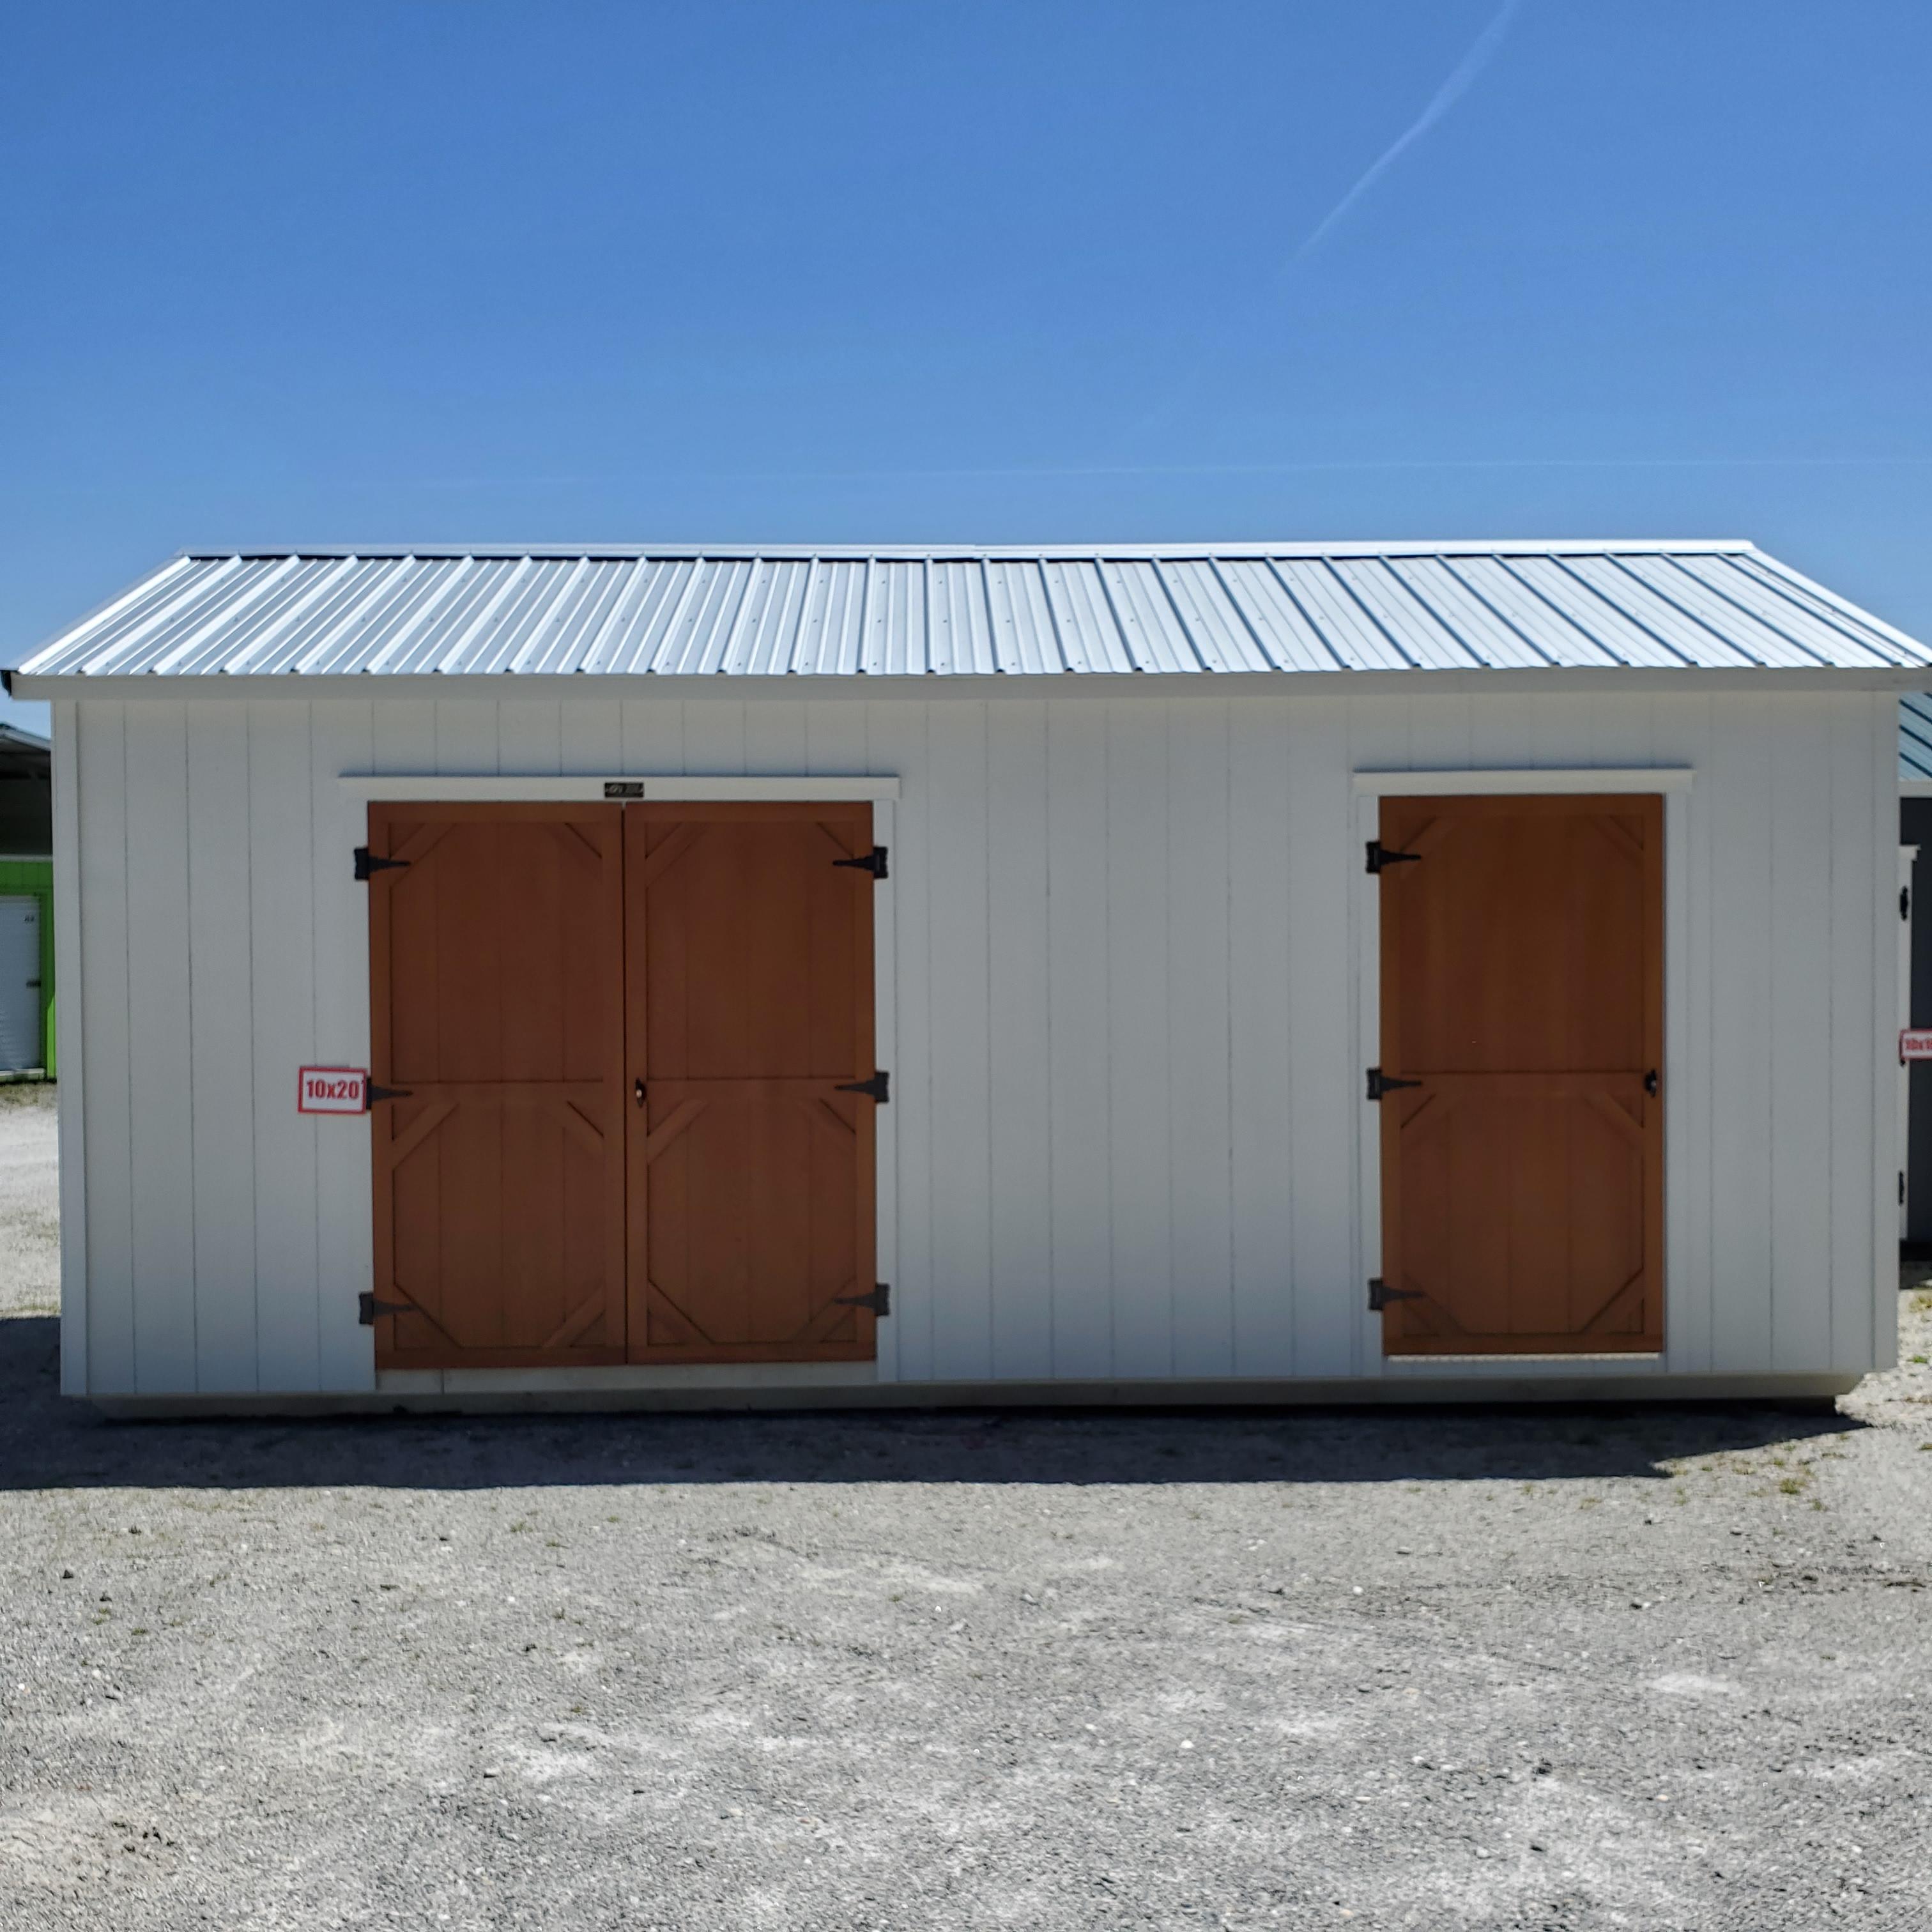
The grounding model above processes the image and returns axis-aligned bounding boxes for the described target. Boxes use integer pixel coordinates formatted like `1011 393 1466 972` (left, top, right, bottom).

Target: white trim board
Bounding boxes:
1353 767 1694 795
869 799 901 1384
25 670 1932 703
337 774 900 802
50 702 87 1395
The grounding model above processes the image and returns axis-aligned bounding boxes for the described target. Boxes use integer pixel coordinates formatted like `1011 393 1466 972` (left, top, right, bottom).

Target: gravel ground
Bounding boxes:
0 1084 57 1318
4 1094 1932 1929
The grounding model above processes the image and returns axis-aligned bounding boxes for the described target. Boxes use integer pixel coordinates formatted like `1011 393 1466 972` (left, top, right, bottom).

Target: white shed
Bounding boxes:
10 540 1929 1413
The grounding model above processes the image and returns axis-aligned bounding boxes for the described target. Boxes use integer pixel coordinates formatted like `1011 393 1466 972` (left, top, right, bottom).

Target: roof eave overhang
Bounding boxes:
12 666 1932 702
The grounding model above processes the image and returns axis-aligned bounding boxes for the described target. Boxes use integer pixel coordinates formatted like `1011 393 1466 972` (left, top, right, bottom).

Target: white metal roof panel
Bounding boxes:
14 541 1931 689
1394 558 1556 669
1726 553 1924 669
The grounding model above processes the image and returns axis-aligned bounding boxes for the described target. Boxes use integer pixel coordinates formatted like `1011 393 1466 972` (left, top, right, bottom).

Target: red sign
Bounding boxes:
298 1066 369 1114
1902 1031 1932 1064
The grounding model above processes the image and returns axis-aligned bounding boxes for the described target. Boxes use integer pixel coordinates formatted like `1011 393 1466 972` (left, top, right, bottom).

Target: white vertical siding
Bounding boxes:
1769 700 1834 1371
246 703 319 1391
185 703 257 1391
1706 697 1775 1371
1106 703 1174 1377
986 701 1051 1379
926 703 993 1379
1168 703 1234 1379
123 707 195 1393
1283 707 1358 1377
65 688 1896 1393
1043 703 1112 1377
1227 702 1293 1375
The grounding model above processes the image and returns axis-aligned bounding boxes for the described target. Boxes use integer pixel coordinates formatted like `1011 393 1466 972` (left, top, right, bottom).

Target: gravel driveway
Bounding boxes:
3 1090 1931 1929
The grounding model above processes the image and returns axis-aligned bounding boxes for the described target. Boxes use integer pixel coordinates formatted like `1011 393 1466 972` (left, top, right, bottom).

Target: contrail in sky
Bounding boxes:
1288 0 1529 265
1121 1 1530 441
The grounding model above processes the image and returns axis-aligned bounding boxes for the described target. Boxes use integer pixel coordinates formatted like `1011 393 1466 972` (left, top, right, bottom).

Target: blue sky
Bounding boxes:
4 0 1929 730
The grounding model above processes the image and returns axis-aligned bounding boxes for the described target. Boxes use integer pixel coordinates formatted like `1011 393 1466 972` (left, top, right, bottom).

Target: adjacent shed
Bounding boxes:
0 720 54 1074
9 539 1929 1413
1897 694 1932 1243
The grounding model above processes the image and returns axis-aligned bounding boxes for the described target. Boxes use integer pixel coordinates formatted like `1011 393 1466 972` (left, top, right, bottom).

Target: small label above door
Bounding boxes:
1902 1031 1932 1062
298 1066 368 1114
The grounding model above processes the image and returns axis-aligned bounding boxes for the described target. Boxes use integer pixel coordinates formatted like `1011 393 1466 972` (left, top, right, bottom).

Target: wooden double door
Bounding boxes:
1376 793 1664 1355
365 801 880 1369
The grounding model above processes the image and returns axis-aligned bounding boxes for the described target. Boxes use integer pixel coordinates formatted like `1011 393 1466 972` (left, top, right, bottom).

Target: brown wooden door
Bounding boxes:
368 803 627 1368
624 802 878 1362
1377 793 1664 1355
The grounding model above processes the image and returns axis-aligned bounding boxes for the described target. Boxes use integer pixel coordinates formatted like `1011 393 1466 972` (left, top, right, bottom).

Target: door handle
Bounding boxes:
1644 1070 1659 1097
634 1078 646 1108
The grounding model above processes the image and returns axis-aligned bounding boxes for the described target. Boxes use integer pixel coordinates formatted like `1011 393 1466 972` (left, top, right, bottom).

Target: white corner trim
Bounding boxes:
1353 767 1694 795
50 702 87 1396
336 774 901 802
1901 780 1932 798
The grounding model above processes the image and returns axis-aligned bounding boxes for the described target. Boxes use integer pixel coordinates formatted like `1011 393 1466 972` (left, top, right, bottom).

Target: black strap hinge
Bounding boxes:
834 1284 891 1317
1367 1278 1423 1312
354 847 409 882
365 1082 413 1107
836 1071 889 1103
358 1292 413 1325
1366 840 1422 875
1366 1068 1423 1101
833 847 888 880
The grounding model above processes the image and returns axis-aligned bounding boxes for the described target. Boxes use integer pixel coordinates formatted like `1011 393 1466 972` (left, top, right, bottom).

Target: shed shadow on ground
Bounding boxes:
0 1315 1862 1492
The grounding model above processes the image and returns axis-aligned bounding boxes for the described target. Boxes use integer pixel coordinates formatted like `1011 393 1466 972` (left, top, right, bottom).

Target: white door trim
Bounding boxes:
337 774 899 802
1353 767 1694 795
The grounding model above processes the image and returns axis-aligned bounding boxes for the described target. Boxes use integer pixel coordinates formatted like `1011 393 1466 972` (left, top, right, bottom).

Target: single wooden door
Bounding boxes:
1377 793 1664 1354
368 803 627 1368
0 896 41 1073
625 802 878 1362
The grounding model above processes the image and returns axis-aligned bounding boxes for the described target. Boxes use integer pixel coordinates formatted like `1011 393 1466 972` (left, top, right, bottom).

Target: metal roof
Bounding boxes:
1903 694 1932 782
11 541 1931 691
0 721 49 781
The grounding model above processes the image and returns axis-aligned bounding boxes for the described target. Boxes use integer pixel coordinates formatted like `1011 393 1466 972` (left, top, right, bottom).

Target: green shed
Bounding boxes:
0 721 53 1075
